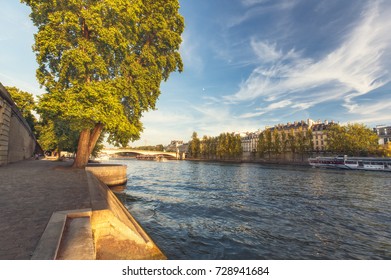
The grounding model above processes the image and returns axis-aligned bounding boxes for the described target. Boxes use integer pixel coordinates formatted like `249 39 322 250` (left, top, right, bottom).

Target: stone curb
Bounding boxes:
31 209 92 260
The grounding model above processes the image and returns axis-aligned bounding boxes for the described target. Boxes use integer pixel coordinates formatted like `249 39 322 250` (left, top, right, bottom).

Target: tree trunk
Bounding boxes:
72 123 104 168
88 123 104 155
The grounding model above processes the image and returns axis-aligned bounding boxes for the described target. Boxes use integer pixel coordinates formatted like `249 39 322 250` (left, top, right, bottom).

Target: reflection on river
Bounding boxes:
112 159 391 259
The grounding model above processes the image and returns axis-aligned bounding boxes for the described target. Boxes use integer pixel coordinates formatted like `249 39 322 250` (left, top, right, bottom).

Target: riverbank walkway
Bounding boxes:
0 158 165 260
0 159 90 259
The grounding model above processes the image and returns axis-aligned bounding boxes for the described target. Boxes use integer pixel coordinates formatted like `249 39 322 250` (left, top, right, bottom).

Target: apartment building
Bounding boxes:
311 120 335 152
240 119 335 154
373 125 391 145
241 130 261 153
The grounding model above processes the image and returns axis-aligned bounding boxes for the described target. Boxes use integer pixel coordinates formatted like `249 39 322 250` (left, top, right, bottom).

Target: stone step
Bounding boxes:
31 209 95 260
56 216 95 260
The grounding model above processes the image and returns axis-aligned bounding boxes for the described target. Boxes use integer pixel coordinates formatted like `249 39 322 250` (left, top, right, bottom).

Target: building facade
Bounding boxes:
373 125 391 145
239 119 335 155
311 120 335 152
269 119 311 137
165 140 184 152
241 130 261 153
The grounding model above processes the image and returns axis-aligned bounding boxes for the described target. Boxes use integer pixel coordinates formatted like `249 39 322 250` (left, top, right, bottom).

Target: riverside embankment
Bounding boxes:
0 159 164 260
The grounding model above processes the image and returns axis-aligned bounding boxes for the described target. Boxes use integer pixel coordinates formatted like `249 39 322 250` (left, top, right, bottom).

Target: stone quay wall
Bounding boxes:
0 83 37 166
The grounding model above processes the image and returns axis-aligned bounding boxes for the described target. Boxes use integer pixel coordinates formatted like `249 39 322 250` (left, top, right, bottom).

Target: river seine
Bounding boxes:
112 159 391 260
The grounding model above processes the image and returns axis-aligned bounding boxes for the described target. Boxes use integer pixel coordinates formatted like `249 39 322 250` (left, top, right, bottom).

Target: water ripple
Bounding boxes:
113 159 391 259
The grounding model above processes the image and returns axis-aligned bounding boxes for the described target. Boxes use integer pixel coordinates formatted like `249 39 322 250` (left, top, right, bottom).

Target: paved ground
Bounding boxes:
0 159 91 260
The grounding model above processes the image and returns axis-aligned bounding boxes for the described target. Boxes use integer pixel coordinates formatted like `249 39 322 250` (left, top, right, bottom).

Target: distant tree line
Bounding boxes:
188 132 242 160
131 145 165 152
257 127 313 161
187 123 386 162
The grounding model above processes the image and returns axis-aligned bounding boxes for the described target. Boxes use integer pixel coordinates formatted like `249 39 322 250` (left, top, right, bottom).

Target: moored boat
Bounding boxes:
136 154 167 161
308 155 391 172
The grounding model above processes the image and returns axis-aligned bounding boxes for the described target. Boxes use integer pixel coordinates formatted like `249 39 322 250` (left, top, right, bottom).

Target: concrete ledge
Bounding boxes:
86 171 166 259
86 164 127 187
56 215 95 260
31 209 92 260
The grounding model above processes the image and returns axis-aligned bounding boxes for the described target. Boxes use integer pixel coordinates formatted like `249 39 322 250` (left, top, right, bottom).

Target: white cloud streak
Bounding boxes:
225 1 391 120
230 0 299 28
241 0 270 7
179 31 204 74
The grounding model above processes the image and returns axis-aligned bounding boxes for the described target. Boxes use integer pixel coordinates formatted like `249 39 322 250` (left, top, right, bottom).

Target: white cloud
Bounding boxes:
344 99 391 121
230 0 299 27
179 31 204 74
241 0 270 7
267 99 292 109
250 40 283 63
141 109 193 124
239 99 292 118
224 1 391 120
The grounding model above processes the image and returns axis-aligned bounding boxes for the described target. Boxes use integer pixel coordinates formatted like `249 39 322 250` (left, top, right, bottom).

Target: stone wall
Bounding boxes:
0 85 12 165
8 113 36 162
0 83 37 165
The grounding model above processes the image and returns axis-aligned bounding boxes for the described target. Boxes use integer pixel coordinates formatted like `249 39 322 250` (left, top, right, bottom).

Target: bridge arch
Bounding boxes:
100 148 180 160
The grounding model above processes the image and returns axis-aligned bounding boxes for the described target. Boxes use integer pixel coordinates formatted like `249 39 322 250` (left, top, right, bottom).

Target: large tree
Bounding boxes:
22 0 184 168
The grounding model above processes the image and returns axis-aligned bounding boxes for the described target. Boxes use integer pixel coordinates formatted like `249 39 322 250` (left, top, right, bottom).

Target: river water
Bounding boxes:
112 159 391 260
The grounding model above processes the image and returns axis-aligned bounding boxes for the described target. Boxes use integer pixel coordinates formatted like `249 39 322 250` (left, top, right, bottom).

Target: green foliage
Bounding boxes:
306 128 313 151
272 129 280 155
257 133 265 157
132 145 164 151
288 128 296 154
22 0 184 147
326 123 380 156
36 119 79 153
265 129 272 158
5 86 38 136
380 142 391 157
189 132 242 160
281 131 288 154
189 131 200 158
257 127 313 159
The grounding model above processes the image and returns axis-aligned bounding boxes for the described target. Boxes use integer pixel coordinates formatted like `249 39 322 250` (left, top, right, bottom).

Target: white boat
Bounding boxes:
308 156 391 172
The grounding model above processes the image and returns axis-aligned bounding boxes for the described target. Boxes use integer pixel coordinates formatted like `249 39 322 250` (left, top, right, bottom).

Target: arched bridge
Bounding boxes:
100 148 181 159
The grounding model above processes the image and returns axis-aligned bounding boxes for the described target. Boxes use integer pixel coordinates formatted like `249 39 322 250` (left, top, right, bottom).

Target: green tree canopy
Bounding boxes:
188 132 242 160
326 123 379 156
22 0 184 167
189 131 200 158
257 132 265 157
5 86 38 136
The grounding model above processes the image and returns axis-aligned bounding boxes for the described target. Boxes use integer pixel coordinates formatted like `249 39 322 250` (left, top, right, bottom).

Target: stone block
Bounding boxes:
3 108 11 118
0 144 8 151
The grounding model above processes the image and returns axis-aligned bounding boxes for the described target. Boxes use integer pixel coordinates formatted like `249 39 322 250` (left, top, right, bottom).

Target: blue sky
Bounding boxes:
1 0 391 146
